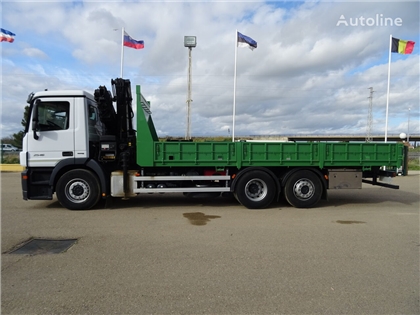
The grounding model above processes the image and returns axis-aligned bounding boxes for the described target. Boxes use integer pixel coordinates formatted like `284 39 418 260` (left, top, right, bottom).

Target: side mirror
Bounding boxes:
32 99 40 140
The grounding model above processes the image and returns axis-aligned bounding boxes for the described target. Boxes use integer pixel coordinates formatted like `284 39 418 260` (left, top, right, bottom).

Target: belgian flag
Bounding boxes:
391 37 415 54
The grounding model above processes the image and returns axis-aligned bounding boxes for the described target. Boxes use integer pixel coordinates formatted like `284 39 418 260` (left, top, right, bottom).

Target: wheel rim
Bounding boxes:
244 178 268 201
64 178 90 203
293 178 315 200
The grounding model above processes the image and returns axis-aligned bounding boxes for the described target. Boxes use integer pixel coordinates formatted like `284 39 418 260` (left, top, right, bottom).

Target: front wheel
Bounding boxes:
234 170 276 209
284 170 322 208
56 169 100 210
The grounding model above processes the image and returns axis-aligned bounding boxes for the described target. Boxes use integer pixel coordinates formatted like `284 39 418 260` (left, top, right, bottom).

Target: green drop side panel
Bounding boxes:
322 142 404 168
240 142 320 167
152 141 238 167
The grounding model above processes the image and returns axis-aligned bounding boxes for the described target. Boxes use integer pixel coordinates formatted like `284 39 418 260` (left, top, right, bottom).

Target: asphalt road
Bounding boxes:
1 171 419 315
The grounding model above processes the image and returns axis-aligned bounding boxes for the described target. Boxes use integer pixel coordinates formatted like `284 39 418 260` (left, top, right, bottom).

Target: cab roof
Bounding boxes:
32 90 95 100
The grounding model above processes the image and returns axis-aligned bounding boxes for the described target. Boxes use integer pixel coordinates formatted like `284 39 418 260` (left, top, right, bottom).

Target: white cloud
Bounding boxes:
22 47 48 59
1 0 419 140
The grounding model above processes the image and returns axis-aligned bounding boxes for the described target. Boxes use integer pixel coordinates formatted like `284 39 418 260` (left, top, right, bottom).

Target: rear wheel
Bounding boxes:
284 170 322 208
234 170 276 209
56 169 100 210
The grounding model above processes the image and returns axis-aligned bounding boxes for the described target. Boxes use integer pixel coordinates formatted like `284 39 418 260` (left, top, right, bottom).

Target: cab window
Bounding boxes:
37 102 70 131
88 105 98 125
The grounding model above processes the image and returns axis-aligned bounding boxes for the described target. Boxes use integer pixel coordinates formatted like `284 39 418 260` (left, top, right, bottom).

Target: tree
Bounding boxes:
10 105 30 148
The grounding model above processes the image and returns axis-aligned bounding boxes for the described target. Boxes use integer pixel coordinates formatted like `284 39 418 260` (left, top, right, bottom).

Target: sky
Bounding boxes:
1 0 419 139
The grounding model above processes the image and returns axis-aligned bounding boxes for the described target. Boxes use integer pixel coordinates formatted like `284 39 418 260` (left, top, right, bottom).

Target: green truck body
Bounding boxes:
136 86 403 170
141 141 402 169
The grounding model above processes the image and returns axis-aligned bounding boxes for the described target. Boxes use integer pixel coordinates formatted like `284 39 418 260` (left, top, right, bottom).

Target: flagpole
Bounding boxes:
385 34 392 143
232 30 238 142
120 27 125 78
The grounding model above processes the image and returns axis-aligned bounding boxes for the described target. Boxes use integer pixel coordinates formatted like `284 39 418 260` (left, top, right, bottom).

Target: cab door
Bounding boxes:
27 98 75 167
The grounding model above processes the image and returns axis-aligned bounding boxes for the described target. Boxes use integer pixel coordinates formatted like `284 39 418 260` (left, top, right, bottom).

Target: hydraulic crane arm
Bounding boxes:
94 78 137 198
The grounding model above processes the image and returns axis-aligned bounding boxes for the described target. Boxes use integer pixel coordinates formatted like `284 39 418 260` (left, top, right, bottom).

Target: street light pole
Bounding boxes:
407 107 411 143
186 47 192 140
184 36 196 140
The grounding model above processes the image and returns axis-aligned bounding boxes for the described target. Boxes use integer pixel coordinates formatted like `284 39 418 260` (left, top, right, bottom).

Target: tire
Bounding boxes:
234 170 276 209
284 170 322 208
56 169 100 210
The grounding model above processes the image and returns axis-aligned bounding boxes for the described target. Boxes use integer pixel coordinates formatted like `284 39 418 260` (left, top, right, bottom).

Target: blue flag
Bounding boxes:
237 32 257 50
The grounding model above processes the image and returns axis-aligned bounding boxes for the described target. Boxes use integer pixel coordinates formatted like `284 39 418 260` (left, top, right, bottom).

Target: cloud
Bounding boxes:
1 0 419 139
21 47 48 59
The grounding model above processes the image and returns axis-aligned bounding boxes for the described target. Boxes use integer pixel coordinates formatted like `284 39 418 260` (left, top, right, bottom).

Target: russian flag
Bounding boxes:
1 28 16 43
123 32 144 50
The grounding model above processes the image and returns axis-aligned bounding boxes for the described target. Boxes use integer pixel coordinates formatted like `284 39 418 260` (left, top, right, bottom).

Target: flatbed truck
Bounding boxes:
20 78 404 210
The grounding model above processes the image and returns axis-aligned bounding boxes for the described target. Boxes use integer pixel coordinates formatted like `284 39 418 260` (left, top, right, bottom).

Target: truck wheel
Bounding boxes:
284 170 322 208
234 170 276 209
56 169 100 210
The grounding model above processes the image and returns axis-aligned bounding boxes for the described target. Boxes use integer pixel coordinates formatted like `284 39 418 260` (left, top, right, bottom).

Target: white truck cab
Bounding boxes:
21 90 102 168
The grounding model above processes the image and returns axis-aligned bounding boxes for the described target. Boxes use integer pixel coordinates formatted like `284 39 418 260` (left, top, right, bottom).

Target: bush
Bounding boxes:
408 158 420 170
1 154 19 164
408 147 420 170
